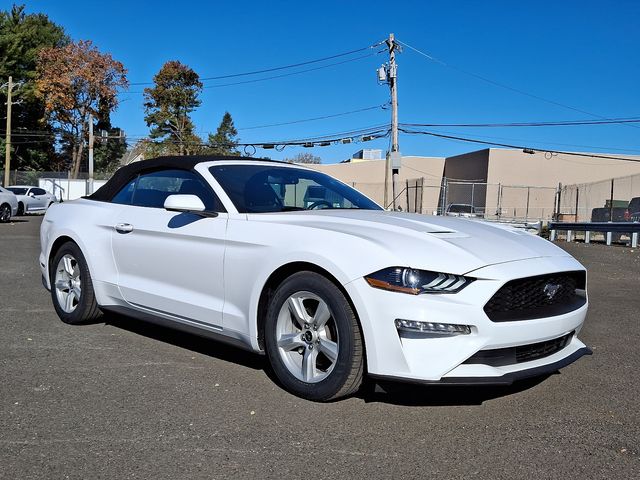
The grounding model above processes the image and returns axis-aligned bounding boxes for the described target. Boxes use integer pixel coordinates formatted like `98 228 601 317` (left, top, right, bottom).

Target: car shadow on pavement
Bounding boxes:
96 311 553 406
358 375 551 406
100 311 266 371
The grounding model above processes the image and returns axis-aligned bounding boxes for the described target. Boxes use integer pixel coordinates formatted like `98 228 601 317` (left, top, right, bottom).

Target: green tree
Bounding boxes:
207 112 239 155
0 3 68 171
284 152 321 164
56 97 127 174
93 99 127 173
143 61 203 156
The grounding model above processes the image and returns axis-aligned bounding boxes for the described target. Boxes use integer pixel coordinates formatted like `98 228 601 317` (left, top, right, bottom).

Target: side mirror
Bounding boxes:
164 194 217 217
29 192 36 197
164 194 205 212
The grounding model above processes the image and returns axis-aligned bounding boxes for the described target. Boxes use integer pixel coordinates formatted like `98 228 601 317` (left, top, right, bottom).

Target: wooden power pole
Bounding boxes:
88 113 94 194
381 34 401 209
3 76 13 187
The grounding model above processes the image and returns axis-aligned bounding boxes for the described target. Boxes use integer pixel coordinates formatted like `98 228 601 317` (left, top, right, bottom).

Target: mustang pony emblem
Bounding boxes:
543 283 562 300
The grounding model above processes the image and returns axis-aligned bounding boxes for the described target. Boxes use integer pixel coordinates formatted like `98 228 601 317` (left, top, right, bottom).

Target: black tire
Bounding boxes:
17 202 24 216
50 241 101 325
264 271 364 402
0 203 11 223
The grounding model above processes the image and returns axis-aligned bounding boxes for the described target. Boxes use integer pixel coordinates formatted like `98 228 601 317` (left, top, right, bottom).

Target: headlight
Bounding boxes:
365 267 474 295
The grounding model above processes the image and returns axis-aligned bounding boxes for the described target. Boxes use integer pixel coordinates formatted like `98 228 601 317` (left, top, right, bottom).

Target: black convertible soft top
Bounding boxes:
87 155 281 202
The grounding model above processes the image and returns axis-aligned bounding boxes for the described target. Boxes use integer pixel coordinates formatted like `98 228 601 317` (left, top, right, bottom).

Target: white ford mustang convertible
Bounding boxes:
40 156 590 401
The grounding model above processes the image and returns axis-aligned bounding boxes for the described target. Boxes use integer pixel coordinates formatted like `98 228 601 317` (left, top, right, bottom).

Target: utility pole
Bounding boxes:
3 77 13 187
380 34 401 209
88 113 94 194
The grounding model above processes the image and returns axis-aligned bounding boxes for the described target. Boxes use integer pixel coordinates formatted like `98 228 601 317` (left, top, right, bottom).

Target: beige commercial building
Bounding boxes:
307 148 640 220
309 155 445 210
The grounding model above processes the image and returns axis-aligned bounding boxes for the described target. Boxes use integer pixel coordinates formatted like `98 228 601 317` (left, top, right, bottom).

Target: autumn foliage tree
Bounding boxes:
35 40 128 178
284 152 322 164
144 61 203 156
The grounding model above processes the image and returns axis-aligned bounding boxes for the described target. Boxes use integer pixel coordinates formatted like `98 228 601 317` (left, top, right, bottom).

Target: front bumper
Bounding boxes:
344 255 590 384
371 346 592 386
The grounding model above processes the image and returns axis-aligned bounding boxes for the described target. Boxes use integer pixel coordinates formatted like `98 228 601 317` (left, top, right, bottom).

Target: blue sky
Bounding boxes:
21 0 640 163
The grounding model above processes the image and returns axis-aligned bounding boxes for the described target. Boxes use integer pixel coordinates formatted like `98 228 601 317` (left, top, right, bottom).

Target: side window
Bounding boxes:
111 177 137 205
32 188 47 196
112 169 224 211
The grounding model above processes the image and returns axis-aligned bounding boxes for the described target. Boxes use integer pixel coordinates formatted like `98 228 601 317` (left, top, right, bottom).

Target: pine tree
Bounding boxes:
143 61 203 156
207 112 239 155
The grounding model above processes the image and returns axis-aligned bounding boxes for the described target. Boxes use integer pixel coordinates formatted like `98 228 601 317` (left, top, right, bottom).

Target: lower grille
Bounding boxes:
463 332 574 367
484 271 586 322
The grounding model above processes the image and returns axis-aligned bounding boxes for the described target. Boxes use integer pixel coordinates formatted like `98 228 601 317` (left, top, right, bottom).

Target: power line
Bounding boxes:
397 38 640 130
121 52 381 94
238 104 388 130
127 42 384 87
401 117 640 128
7 126 390 152
202 53 380 89
121 124 391 149
399 127 640 163
404 126 640 154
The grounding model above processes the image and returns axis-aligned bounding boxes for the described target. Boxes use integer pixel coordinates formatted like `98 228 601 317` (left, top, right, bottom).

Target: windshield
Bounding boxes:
210 164 382 213
7 187 28 195
448 204 474 213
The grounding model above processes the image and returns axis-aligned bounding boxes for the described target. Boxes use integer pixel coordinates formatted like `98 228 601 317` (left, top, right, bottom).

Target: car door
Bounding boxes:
110 169 228 328
30 188 49 210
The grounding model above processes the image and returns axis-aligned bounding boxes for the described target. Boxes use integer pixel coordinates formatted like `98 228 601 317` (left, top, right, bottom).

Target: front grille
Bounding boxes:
463 332 574 367
484 271 586 322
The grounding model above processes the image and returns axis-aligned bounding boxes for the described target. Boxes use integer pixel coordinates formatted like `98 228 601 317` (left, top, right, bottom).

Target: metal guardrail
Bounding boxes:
481 219 542 234
549 221 640 247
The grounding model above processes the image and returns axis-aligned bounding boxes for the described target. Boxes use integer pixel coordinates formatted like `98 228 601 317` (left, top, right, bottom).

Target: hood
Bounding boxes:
248 210 571 275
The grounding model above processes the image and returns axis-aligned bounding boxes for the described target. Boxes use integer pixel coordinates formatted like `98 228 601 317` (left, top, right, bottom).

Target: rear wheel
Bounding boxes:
50 242 101 324
0 203 10 223
264 271 364 401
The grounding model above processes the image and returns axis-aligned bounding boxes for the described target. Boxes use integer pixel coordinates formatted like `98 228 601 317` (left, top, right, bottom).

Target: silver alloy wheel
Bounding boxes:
276 291 339 383
0 204 9 222
54 254 82 313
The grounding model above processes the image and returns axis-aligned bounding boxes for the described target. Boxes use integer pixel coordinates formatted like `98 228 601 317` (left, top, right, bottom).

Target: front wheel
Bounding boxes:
0 203 11 223
50 242 101 324
17 202 24 216
264 271 364 401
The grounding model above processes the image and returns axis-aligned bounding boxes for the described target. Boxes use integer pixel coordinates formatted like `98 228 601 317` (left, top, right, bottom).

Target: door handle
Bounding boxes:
115 223 134 234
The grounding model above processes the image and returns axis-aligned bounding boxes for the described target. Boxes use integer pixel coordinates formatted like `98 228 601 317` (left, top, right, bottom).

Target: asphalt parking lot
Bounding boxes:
1 216 639 479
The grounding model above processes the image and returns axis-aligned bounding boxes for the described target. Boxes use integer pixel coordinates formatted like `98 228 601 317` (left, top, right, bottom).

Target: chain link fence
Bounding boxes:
559 172 640 222
9 169 604 224
351 177 557 220
4 171 110 200
352 178 443 214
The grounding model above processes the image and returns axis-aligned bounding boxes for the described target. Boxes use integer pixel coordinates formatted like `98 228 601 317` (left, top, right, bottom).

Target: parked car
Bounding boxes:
40 156 590 401
0 186 19 223
446 203 479 218
6 185 58 215
590 206 628 222
624 197 640 222
591 206 628 242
